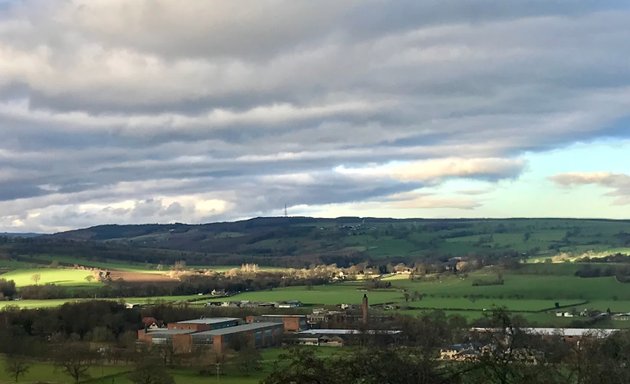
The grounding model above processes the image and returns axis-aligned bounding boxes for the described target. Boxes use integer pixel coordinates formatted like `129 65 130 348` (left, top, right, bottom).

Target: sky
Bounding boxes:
0 0 629 233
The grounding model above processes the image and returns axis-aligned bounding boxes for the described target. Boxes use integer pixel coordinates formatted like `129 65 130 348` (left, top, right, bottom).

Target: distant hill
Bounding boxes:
0 232 44 238
26 217 626 267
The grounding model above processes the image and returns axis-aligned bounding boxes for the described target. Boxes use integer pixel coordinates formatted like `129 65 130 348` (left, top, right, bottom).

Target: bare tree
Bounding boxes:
4 357 30 382
53 343 95 384
128 357 175 384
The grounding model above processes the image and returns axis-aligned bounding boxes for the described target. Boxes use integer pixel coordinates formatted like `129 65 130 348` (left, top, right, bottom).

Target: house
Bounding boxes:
142 317 160 329
319 335 344 347
277 300 302 308
307 308 345 324
296 336 320 346
295 334 345 347
440 343 481 361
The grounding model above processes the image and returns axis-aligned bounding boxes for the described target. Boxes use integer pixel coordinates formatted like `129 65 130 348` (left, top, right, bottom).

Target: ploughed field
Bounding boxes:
0 267 177 287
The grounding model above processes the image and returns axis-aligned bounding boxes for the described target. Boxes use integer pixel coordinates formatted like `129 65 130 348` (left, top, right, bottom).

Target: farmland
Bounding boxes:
3 261 630 327
0 268 100 287
0 217 629 327
4 217 628 267
204 268 630 327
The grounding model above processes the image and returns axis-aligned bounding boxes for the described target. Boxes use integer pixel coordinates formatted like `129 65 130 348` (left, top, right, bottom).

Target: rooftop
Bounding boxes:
146 329 196 336
471 327 620 337
193 322 283 336
175 317 240 325
298 329 402 335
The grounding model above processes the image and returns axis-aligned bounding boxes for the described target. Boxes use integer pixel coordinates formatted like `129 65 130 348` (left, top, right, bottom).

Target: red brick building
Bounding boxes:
138 318 283 354
245 314 307 333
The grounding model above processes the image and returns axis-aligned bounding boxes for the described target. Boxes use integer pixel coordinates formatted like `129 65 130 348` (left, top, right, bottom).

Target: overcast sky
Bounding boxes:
0 0 629 233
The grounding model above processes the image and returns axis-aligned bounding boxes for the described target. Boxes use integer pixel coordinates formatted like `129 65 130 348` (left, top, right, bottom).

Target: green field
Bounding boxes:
2 221 630 328
5 264 630 327
209 283 402 306
0 347 336 384
0 356 255 384
0 294 216 310
0 268 100 287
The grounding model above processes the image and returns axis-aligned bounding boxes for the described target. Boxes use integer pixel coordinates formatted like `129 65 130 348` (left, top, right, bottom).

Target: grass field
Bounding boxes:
4 239 630 328
0 293 215 310
5 264 630 327
0 357 130 384
0 347 337 384
0 268 100 287
208 283 402 306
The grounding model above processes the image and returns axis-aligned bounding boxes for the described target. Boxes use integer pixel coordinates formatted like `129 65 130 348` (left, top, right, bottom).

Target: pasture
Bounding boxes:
0 268 99 287
4 263 630 328
0 347 333 384
0 293 214 310
208 283 403 306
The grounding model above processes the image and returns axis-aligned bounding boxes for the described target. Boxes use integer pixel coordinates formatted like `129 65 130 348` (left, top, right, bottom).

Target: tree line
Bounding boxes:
2 302 630 383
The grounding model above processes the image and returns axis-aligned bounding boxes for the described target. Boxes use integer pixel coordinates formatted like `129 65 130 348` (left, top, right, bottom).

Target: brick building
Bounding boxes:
167 317 239 332
138 317 283 353
245 314 308 333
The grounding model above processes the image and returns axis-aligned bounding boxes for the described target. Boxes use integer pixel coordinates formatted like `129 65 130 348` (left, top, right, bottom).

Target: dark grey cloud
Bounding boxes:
0 0 629 231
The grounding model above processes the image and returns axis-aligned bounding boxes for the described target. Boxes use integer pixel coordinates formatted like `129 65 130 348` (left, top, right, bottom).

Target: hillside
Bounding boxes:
0 217 616 267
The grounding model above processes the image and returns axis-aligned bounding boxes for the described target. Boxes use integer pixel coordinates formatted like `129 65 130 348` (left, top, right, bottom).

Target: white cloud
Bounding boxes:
550 172 630 205
0 1 629 231
335 158 525 183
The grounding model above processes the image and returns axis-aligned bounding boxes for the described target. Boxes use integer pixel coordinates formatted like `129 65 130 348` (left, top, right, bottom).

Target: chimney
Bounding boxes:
361 294 368 324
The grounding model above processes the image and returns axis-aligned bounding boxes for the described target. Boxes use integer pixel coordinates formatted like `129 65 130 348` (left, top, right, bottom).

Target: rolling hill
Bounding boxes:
0 217 620 267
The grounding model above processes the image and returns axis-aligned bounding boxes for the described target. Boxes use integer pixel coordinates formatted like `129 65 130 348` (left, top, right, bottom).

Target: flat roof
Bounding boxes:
298 329 402 335
471 327 620 337
175 317 240 325
147 329 196 336
194 322 283 336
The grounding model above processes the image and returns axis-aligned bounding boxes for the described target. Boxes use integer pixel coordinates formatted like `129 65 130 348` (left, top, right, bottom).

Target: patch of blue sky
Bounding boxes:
524 139 630 177
394 139 629 218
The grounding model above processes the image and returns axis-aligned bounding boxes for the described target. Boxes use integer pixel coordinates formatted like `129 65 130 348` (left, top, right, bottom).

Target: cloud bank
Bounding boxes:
551 172 630 205
1 0 629 231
